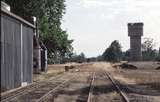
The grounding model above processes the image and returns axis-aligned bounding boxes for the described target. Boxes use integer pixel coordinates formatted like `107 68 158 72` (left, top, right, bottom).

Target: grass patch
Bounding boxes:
33 69 64 82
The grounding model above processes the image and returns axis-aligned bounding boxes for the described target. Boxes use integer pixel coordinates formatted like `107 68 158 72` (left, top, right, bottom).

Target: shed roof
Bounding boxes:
1 8 35 28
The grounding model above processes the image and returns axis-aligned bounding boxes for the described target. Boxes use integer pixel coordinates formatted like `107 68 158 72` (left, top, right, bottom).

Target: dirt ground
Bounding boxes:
2 62 160 102
32 61 160 102
32 62 123 102
111 61 160 102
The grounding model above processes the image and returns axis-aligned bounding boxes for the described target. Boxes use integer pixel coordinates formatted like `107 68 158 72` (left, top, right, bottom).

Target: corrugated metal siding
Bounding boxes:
22 25 33 83
1 12 34 92
1 14 22 91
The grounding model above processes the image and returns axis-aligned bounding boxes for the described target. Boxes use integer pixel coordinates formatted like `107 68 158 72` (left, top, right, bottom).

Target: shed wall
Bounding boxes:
1 12 34 92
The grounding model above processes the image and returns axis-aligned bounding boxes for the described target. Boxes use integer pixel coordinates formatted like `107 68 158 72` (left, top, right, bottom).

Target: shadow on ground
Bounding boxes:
119 82 160 96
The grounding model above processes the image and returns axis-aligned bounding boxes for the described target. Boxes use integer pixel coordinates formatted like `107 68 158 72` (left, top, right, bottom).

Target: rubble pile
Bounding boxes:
119 63 138 70
156 66 160 70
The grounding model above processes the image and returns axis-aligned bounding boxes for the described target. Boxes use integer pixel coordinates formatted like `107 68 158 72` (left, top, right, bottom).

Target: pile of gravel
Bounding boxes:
157 62 160 65
156 66 160 70
119 63 138 70
65 65 76 71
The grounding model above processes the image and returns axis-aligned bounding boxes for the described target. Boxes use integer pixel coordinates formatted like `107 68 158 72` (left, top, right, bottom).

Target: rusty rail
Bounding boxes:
1 74 65 102
104 72 130 102
87 72 95 102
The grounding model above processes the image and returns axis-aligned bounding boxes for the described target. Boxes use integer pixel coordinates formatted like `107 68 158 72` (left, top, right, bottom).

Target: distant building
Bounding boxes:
128 23 143 61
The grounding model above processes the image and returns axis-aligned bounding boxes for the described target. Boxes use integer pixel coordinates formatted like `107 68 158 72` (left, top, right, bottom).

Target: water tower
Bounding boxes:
128 23 143 61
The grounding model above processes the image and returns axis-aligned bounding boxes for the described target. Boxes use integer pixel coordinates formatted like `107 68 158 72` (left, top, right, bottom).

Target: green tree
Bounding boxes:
67 52 86 63
102 40 122 62
142 38 157 61
3 0 73 63
122 49 130 61
159 48 160 56
73 52 86 63
97 55 103 61
155 47 160 61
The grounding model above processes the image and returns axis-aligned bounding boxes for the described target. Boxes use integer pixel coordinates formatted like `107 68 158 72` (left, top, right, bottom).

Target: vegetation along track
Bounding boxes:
87 71 130 102
35 78 73 102
1 74 64 101
1 73 73 102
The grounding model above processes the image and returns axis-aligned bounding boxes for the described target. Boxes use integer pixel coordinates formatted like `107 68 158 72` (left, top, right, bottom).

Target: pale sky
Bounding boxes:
62 0 160 57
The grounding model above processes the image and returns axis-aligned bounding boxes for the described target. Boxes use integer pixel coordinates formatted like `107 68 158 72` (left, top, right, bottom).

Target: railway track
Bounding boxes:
104 72 130 102
0 73 72 102
87 72 95 102
2 63 158 102
1 70 130 102
1 81 52 102
35 78 73 102
86 71 130 102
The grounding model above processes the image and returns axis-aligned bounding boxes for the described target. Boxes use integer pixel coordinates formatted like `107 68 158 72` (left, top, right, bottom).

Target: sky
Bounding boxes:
61 0 160 57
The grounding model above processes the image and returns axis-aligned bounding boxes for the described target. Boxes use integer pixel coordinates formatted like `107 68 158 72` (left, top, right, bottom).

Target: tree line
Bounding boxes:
101 38 160 62
2 0 73 64
64 38 160 63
